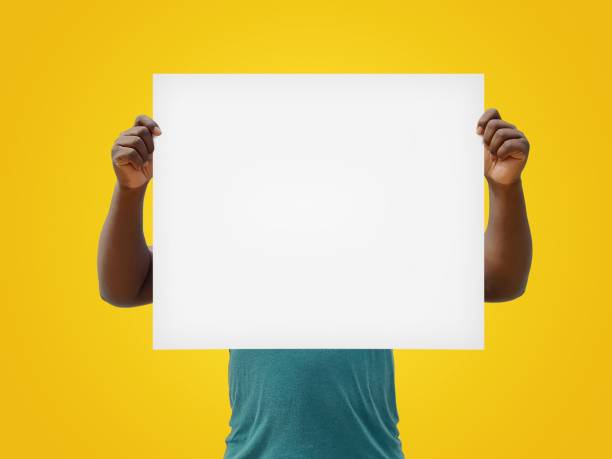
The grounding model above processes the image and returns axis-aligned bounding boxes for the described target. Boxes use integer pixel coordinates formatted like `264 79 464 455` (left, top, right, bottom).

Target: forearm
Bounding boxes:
484 179 532 302
97 182 152 306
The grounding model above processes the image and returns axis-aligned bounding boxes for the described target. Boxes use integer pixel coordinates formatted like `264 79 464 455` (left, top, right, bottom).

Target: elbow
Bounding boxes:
99 286 139 308
99 289 128 308
485 286 526 303
485 277 529 303
97 267 144 307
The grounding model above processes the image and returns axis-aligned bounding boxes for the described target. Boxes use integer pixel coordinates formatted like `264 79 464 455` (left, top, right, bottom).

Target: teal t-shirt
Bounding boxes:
223 350 404 459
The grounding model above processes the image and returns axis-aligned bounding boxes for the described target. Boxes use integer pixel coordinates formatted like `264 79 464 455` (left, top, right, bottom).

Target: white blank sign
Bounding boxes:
153 74 483 349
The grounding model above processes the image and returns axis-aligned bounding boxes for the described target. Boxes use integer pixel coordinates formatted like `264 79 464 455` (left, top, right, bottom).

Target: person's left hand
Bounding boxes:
477 108 530 186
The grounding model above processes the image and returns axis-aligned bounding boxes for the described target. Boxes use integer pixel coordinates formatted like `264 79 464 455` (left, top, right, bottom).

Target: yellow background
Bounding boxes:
2 0 611 457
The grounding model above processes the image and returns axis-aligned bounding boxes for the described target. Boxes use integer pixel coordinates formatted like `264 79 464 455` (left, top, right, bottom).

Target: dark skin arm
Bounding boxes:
478 108 532 301
97 110 532 307
97 115 159 307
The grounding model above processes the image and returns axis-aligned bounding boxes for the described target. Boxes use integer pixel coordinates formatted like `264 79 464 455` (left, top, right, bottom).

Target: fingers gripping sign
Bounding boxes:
111 115 162 189
477 108 530 186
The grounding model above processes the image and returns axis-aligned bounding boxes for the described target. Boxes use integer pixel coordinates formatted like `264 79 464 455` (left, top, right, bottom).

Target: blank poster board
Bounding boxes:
153 74 483 349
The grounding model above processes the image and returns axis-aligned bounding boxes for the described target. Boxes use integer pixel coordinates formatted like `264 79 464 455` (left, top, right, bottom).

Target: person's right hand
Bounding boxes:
111 115 162 189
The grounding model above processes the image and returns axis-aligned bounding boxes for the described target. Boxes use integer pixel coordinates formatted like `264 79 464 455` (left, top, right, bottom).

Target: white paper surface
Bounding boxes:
153 74 483 349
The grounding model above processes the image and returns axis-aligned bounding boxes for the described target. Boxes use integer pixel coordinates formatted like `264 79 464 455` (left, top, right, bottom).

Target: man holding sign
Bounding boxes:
98 106 531 458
